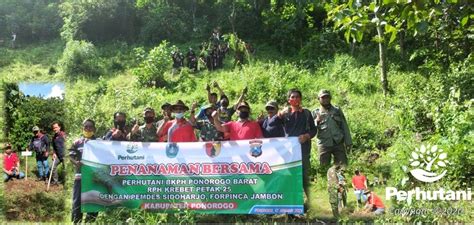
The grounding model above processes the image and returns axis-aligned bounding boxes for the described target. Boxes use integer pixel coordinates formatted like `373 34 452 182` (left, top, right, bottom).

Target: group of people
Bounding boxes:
3 122 65 185
172 30 229 73
327 165 385 218
2 81 384 222
171 29 253 73
66 81 359 221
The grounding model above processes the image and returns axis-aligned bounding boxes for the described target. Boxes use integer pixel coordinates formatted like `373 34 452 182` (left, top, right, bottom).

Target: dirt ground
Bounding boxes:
4 178 66 221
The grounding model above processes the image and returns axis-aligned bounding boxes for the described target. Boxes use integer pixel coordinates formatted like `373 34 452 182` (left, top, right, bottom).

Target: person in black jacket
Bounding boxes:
51 121 66 185
279 89 317 214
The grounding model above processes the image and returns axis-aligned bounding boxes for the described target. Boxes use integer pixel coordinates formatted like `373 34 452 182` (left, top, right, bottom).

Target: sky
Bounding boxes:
18 83 65 99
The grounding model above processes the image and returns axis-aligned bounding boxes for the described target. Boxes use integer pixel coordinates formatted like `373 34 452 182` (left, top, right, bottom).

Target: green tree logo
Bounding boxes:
409 144 449 183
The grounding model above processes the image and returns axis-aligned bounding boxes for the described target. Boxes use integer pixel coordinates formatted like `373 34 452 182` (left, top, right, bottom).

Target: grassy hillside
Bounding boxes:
1 39 472 223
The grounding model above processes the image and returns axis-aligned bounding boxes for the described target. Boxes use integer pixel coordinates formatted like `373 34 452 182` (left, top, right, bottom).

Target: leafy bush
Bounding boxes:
139 5 190 44
132 40 172 88
58 40 100 77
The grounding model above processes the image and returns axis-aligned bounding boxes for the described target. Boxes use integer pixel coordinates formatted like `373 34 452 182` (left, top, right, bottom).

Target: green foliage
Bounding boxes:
59 0 138 42
262 1 325 53
58 40 100 77
139 4 190 44
0 0 62 42
7 95 65 151
132 40 172 87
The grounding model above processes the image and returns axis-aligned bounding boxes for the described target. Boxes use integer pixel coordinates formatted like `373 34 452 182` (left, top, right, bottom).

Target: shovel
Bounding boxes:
47 157 56 191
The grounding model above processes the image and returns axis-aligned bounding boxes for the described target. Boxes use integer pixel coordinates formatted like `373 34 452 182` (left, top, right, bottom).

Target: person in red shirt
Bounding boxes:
363 190 385 215
351 169 368 204
157 100 197 142
3 144 25 182
212 101 263 140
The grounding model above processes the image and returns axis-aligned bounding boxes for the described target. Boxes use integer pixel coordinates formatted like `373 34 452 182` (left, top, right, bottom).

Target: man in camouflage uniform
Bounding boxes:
313 89 352 170
193 104 222 141
128 107 158 142
327 164 346 218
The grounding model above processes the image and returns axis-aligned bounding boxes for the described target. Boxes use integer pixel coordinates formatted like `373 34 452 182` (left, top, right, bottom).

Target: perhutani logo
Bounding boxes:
409 144 449 183
386 143 472 203
126 143 139 154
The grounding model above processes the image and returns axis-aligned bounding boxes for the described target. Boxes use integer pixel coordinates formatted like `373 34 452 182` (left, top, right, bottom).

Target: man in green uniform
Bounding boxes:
313 89 352 169
128 107 158 142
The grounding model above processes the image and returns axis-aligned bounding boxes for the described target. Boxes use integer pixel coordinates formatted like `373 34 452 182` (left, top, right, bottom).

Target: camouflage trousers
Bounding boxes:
328 186 339 218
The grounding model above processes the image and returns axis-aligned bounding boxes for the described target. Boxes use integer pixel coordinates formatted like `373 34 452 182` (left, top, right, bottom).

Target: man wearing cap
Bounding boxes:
158 100 197 142
259 100 285 138
128 107 158 142
3 144 25 182
212 101 263 140
313 89 352 168
28 126 50 181
363 190 385 215
104 112 129 141
193 104 222 141
279 89 317 214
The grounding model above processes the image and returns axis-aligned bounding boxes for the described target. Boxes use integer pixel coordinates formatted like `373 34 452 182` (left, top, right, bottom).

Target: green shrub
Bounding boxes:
58 40 100 77
132 40 172 88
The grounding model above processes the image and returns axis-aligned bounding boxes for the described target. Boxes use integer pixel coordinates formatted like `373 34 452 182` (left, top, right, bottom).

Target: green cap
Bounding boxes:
318 89 331 98
32 126 40 132
265 100 278 110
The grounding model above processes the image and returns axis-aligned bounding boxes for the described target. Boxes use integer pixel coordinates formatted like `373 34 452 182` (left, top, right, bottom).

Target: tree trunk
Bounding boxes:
229 1 236 34
376 23 389 96
399 29 405 60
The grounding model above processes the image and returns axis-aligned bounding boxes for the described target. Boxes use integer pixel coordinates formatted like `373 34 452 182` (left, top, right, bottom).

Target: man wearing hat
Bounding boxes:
28 125 50 181
313 89 352 169
212 101 262 140
3 144 25 182
193 104 222 141
128 107 158 142
158 100 197 142
259 100 285 138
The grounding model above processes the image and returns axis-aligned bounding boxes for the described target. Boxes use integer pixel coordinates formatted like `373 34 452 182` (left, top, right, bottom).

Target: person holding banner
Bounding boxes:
51 121 66 185
69 119 99 223
29 126 50 182
104 112 129 141
158 100 197 142
128 107 158 142
279 89 317 214
3 144 25 182
212 101 263 140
